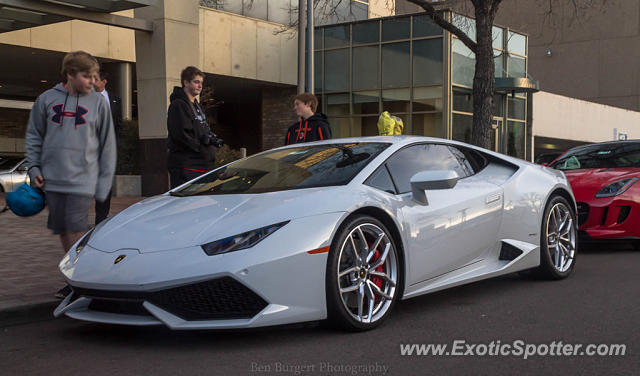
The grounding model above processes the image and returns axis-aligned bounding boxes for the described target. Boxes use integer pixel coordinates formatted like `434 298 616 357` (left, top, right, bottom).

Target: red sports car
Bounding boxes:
550 141 640 248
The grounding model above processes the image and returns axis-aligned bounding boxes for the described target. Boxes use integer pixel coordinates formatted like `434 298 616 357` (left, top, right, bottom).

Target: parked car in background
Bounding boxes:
535 152 564 166
549 140 640 248
0 155 28 193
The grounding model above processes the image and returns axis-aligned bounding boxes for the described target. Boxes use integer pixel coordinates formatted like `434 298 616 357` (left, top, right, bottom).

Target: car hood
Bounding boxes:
563 168 640 199
88 187 348 253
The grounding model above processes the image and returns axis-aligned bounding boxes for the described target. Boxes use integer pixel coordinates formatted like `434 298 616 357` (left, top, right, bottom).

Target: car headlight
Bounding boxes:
595 177 639 198
74 227 95 255
201 221 290 256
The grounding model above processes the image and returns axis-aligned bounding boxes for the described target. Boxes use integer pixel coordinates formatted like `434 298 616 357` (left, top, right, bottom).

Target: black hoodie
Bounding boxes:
284 112 332 145
167 86 216 170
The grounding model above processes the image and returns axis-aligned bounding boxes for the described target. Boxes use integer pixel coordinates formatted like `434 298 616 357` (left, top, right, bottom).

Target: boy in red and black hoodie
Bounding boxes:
284 93 332 145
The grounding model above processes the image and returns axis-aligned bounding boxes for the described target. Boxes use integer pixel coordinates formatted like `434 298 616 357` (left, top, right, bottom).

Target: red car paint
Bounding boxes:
550 142 640 241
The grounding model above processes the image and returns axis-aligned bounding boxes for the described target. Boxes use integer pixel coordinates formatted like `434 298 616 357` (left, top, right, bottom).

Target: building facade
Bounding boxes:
314 12 532 159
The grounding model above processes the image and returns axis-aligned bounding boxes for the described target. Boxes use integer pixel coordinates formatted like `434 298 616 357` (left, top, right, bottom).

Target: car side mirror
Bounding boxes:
410 170 459 205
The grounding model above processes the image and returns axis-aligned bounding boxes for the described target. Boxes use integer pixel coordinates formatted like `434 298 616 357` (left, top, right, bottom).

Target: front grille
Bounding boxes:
576 202 589 226
73 277 268 321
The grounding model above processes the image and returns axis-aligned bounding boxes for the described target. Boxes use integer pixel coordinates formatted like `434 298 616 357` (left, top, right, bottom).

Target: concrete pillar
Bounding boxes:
134 0 200 196
115 62 133 121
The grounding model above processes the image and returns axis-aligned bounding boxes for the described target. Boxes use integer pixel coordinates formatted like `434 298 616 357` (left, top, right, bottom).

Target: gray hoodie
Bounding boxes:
25 83 116 201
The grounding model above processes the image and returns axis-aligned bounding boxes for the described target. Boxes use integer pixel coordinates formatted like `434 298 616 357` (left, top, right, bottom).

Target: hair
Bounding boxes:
294 92 318 113
61 51 99 82
181 66 204 87
97 70 109 81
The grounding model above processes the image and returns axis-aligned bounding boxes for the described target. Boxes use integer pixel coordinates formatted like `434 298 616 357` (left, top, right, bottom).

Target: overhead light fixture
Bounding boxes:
40 80 48 83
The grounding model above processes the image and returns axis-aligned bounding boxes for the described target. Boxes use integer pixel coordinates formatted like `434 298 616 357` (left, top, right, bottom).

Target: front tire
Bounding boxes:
326 215 400 331
535 195 577 279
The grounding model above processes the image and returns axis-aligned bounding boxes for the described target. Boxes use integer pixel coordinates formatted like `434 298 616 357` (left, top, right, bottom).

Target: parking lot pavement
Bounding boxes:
0 193 144 325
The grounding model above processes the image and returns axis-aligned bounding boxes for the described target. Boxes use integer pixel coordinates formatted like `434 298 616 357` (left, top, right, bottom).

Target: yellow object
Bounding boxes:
377 111 404 135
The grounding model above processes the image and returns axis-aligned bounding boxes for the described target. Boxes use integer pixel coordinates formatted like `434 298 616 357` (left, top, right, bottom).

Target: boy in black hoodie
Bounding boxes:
167 66 222 188
284 93 332 145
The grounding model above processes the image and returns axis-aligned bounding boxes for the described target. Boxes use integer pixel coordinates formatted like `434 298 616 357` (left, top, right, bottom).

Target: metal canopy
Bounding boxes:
0 0 155 33
494 77 540 94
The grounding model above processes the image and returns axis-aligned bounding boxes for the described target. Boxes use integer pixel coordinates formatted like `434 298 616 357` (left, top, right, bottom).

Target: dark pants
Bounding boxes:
95 189 112 225
169 168 207 189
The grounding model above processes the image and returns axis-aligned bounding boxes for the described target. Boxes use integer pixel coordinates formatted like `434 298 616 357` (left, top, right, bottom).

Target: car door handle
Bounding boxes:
485 193 501 204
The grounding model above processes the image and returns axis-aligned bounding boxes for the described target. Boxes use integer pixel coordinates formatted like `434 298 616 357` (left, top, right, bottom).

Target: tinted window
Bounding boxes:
386 144 469 193
447 146 474 176
173 143 390 196
551 143 640 170
365 165 396 194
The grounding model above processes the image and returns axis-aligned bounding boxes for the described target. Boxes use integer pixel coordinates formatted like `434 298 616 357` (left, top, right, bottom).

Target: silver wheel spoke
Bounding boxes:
370 243 391 270
337 223 397 325
369 270 396 287
349 234 362 266
357 284 364 321
366 232 385 264
338 266 359 278
357 227 369 261
547 203 576 272
368 280 393 300
340 283 360 294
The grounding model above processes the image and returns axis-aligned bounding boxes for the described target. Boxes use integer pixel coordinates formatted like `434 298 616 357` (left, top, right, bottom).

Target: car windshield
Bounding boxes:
551 143 640 170
172 142 390 196
0 157 22 170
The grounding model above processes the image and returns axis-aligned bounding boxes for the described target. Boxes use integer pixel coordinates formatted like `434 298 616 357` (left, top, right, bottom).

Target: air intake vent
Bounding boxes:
617 206 631 224
499 242 523 261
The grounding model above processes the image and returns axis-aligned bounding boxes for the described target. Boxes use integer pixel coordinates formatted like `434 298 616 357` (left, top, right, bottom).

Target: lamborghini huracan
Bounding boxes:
55 136 577 331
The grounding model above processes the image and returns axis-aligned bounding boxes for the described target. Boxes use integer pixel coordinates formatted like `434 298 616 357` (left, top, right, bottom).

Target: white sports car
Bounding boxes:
55 136 578 331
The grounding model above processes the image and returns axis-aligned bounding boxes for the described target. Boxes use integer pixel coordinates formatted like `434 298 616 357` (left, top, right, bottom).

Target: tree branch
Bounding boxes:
405 0 478 52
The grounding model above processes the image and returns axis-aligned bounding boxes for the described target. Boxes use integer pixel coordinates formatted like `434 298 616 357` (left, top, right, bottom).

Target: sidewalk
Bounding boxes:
0 194 144 325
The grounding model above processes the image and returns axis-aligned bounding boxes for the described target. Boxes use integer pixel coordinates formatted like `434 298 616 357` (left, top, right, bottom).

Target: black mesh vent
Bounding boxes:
150 277 268 320
72 277 268 321
617 206 631 224
499 242 523 261
576 202 589 226
88 299 149 316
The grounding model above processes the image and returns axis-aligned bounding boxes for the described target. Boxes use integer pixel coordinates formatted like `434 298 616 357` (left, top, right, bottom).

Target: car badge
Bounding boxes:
114 255 126 264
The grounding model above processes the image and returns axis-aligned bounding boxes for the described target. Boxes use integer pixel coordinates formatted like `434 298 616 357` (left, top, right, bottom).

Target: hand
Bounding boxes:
33 175 45 188
199 134 211 145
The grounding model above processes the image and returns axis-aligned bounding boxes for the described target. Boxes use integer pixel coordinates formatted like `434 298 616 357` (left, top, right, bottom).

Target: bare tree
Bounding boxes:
407 0 616 150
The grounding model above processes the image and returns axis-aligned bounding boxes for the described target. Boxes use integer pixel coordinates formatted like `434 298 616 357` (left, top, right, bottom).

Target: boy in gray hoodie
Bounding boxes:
25 51 116 297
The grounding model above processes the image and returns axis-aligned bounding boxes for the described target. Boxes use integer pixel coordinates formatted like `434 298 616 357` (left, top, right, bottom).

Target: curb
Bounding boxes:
0 300 59 327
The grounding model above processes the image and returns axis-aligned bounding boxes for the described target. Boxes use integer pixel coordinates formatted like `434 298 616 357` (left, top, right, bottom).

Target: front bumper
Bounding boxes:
576 198 640 240
55 212 343 329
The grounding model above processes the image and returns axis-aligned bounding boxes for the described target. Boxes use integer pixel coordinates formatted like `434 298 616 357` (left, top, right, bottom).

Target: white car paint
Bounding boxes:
55 136 576 329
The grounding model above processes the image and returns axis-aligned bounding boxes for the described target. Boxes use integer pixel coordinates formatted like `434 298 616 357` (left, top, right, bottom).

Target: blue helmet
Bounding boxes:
6 183 45 217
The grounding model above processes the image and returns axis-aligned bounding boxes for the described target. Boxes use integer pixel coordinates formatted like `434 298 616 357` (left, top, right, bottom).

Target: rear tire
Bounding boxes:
326 215 401 331
535 195 577 279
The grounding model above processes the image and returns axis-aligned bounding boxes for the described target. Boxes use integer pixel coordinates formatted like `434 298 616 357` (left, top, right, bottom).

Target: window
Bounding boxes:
382 17 410 41
386 144 471 193
174 143 391 196
413 38 443 86
325 49 349 91
353 46 379 90
365 165 396 194
353 20 379 45
382 42 410 88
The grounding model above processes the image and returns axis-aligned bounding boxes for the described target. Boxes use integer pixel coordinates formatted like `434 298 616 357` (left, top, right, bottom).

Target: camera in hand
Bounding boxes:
200 132 224 148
